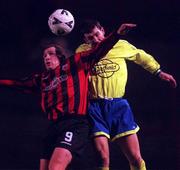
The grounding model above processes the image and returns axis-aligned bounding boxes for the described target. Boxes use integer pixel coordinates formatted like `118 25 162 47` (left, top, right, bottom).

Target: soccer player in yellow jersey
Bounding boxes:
76 19 177 170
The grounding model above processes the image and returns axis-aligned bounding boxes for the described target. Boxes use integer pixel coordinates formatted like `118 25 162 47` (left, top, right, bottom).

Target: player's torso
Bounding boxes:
40 57 89 116
76 40 135 98
89 51 127 99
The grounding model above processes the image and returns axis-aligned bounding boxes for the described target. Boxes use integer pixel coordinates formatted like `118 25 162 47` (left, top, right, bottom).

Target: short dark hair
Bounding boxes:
40 39 66 58
79 19 102 35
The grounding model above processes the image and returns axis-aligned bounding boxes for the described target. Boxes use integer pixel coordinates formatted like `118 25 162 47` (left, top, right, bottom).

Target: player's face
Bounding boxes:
43 47 60 70
84 26 105 46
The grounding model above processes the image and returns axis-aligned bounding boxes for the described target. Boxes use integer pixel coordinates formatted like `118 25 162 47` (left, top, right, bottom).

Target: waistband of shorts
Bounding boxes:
90 97 122 101
50 114 88 123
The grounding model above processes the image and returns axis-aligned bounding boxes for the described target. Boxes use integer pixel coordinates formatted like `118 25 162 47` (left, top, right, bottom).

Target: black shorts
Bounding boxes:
40 115 90 160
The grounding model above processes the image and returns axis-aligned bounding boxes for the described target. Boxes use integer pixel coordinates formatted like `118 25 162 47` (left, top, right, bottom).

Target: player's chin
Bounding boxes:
45 65 51 70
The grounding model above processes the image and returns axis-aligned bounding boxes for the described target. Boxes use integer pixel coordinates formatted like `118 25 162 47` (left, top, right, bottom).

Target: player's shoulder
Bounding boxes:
75 43 92 53
116 39 131 46
115 39 136 49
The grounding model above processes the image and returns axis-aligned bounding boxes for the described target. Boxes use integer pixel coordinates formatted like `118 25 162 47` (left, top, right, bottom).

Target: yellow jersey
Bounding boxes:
76 40 160 98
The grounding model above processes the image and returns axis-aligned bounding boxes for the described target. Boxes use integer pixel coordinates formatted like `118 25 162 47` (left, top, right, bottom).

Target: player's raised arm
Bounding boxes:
81 23 137 62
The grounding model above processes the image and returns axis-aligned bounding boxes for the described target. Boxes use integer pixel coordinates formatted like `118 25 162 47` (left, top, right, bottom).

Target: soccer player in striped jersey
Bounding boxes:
76 19 177 170
0 23 135 170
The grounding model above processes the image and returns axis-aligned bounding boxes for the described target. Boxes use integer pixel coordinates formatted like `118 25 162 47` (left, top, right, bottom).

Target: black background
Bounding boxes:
0 0 179 169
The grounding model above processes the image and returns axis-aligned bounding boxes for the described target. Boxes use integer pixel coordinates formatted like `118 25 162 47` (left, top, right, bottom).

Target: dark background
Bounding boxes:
0 0 179 169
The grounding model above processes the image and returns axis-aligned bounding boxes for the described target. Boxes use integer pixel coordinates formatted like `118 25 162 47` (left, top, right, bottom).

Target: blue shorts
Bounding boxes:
88 98 139 141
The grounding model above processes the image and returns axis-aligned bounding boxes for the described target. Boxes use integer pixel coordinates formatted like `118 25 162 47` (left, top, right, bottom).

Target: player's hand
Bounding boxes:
159 71 177 88
117 23 137 35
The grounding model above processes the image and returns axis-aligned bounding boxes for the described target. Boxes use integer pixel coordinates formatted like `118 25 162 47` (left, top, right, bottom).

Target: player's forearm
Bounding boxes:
89 31 121 62
81 23 136 62
80 31 121 63
0 79 18 87
91 23 136 60
133 50 160 74
0 79 36 92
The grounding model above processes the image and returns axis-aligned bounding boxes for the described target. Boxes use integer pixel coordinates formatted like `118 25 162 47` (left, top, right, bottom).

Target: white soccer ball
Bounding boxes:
48 9 75 36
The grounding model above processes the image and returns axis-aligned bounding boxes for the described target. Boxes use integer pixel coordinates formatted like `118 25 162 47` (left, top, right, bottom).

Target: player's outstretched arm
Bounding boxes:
117 24 177 89
0 77 40 93
0 80 16 86
158 71 177 88
81 23 137 63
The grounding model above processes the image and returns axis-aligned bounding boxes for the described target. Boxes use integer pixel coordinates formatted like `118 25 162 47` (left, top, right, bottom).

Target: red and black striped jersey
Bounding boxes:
37 53 91 121
0 32 121 121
